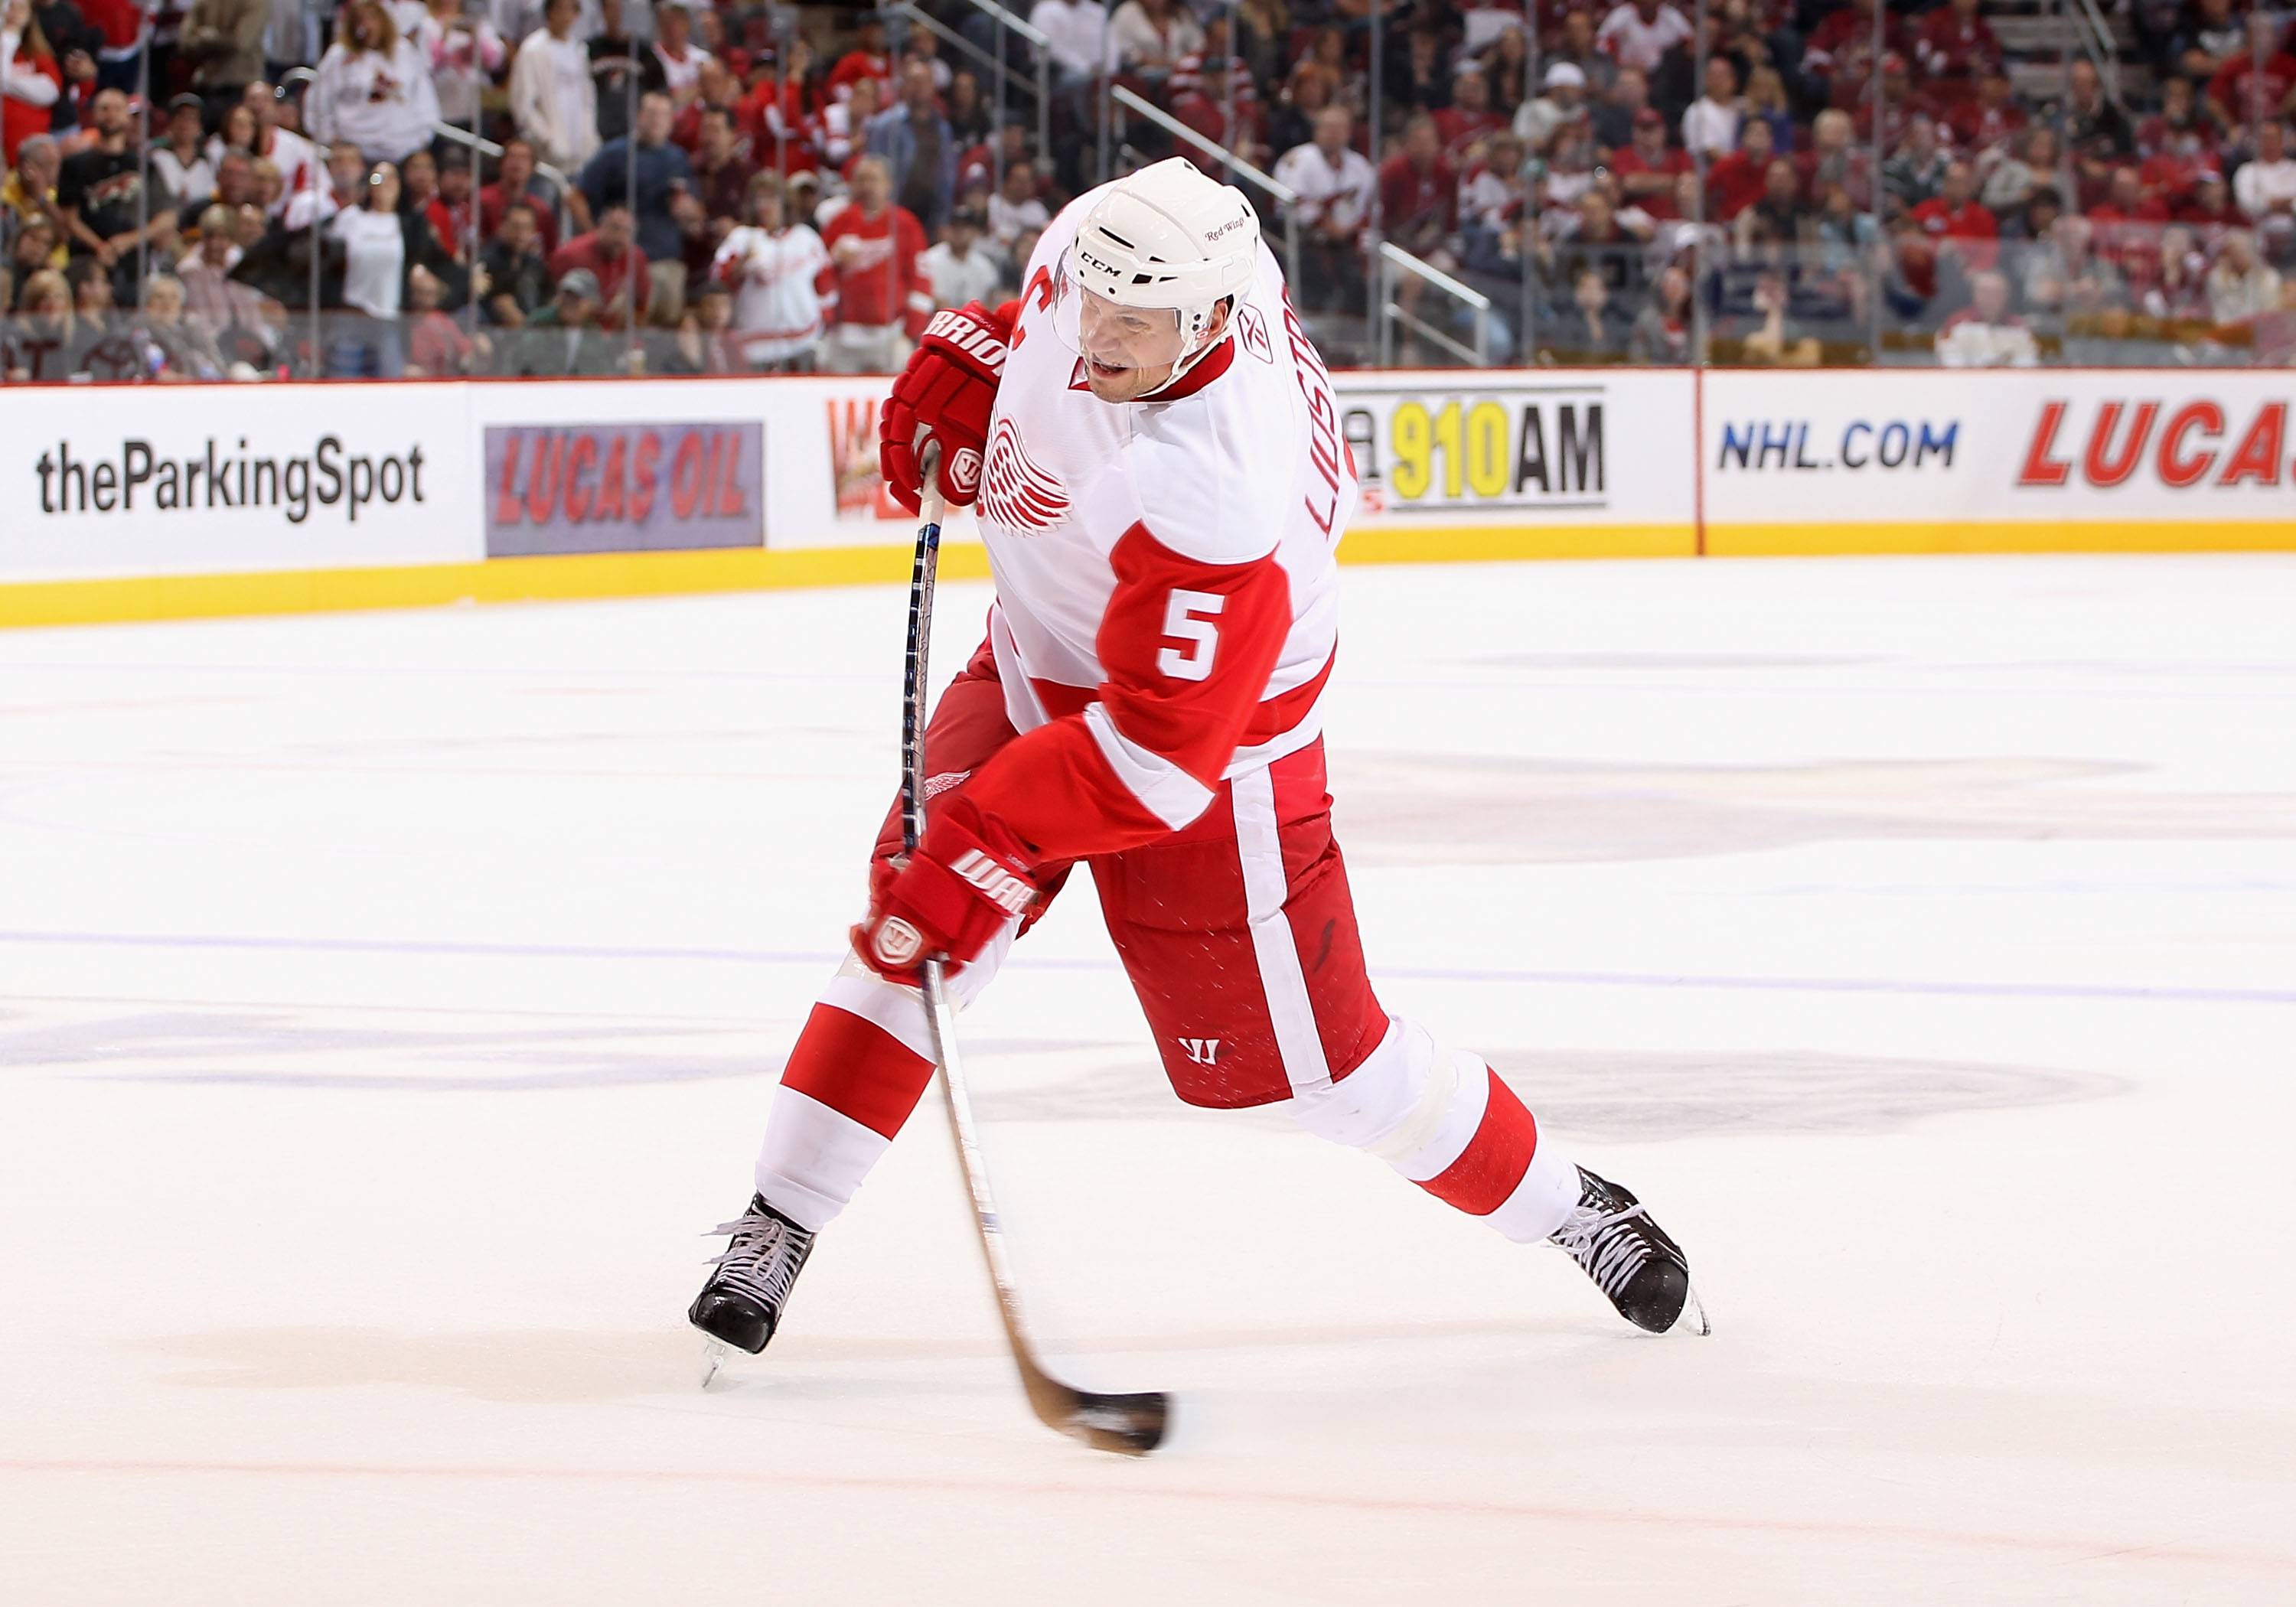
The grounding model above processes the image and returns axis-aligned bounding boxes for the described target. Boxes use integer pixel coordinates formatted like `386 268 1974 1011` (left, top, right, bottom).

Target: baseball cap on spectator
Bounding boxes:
168 93 204 115
1543 62 1586 90
557 269 602 300
1632 108 1665 130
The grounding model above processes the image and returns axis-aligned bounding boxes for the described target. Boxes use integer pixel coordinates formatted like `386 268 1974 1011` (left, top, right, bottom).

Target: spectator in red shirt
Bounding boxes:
1704 116 1776 221
2089 163 2172 292
1914 0 1999 103
547 204 654 328
1910 157 1998 269
2174 166 2249 246
827 15 893 104
673 57 748 156
1170 56 1264 173
1803 0 1907 110
2138 73 2214 161
742 35 820 174
1796 107 1874 210
481 138 566 253
1851 54 1939 148
1947 68 2027 161
1435 63 1507 163
1610 106 1691 218
2090 161 2170 227
2204 16 2296 145
426 152 475 260
1378 112 1459 262
817 153 929 373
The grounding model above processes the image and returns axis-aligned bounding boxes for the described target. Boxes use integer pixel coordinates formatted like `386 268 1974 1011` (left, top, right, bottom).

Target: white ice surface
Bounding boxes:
2 556 2292 1604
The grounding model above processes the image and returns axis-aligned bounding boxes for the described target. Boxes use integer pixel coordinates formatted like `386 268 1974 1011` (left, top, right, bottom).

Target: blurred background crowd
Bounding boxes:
2 0 2293 380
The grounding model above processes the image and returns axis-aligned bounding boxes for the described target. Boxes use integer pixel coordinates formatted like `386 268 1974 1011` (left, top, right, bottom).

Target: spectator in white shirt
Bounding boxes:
987 159 1050 248
308 0 441 165
1028 0 1106 88
1515 60 1588 154
711 171 829 369
921 205 1003 308
508 0 599 172
1273 104 1375 312
1594 0 1691 77
328 160 409 376
1681 54 1740 161
651 0 709 104
1935 269 2039 367
2233 120 2296 247
1106 0 1202 78
2206 230 2284 324
151 94 219 214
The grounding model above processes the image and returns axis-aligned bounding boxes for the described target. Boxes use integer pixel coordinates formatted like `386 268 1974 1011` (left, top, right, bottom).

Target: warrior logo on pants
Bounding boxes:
1177 1038 1221 1066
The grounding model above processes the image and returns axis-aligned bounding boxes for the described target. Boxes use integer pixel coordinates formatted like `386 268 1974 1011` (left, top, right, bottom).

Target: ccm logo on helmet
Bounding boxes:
951 850 1032 916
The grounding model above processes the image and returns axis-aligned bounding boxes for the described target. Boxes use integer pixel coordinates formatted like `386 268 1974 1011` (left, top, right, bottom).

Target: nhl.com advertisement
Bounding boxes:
1700 370 2296 531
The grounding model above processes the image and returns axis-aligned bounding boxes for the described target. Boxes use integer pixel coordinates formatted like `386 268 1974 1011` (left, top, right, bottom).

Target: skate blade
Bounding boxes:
700 1338 739 1388
1669 1283 1711 1337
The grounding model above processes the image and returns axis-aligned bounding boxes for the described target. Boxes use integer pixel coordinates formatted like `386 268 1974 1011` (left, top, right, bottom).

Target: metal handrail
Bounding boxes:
1108 85 1293 201
1108 85 1300 315
431 122 572 192
1377 240 1492 368
947 0 1047 50
2066 0 2125 109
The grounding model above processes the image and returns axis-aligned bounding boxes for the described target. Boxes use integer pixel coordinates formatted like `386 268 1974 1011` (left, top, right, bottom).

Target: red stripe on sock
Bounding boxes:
1417 1070 1540 1217
780 1002 936 1141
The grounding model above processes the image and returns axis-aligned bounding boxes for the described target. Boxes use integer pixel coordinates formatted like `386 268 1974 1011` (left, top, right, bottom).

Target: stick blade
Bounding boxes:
1055 1387 1171 1457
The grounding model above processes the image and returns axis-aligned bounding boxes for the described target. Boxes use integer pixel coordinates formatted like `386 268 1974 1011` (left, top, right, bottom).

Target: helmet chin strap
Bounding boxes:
1140 300 1231 398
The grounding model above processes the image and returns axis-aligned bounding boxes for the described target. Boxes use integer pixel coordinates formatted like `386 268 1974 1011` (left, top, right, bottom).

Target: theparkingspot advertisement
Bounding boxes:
2 368 2288 626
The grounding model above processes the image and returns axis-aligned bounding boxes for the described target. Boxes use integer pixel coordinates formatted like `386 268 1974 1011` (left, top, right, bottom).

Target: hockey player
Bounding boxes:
690 158 1703 1364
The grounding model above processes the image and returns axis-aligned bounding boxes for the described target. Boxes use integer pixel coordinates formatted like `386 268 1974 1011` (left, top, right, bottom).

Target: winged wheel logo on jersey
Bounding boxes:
978 417 1072 533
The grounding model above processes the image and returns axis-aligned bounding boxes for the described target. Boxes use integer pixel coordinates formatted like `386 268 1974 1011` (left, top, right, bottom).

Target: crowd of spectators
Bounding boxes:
2 0 2293 380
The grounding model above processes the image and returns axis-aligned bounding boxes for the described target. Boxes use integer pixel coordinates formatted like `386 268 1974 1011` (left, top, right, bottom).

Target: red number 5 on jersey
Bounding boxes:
1158 589 1226 682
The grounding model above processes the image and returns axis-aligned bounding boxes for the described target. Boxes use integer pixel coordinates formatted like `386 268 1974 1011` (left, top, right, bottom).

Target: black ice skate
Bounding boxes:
1549 1167 1709 1336
690 1195 816 1384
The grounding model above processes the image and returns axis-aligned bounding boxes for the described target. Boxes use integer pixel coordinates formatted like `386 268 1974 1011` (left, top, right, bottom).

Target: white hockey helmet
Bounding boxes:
1063 157 1261 354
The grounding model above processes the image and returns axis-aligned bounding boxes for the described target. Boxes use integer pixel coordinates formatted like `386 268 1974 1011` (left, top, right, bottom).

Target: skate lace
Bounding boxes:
703 1209 811 1312
1551 1201 1655 1303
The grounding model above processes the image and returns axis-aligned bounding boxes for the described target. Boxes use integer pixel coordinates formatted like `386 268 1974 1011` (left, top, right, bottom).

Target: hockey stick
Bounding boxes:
901 449 1170 1458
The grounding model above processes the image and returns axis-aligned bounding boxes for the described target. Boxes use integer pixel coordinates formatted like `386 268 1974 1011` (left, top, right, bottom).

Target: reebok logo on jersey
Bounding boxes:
979 418 1071 532
1177 1038 1221 1065
951 850 1032 915
925 309 1008 374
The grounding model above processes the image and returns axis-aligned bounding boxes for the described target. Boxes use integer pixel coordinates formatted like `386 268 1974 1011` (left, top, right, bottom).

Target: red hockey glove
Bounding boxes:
852 795 1037 981
878 299 1015 516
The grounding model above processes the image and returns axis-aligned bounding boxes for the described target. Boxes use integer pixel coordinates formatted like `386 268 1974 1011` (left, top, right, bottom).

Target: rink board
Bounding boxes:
2 367 2288 627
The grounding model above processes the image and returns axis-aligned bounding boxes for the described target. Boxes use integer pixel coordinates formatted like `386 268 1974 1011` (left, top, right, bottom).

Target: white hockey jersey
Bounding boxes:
710 223 830 364
955 196 1357 864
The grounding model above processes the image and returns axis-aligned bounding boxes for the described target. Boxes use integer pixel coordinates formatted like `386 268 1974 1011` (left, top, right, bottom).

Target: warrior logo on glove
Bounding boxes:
879 300 1018 516
854 795 1039 981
